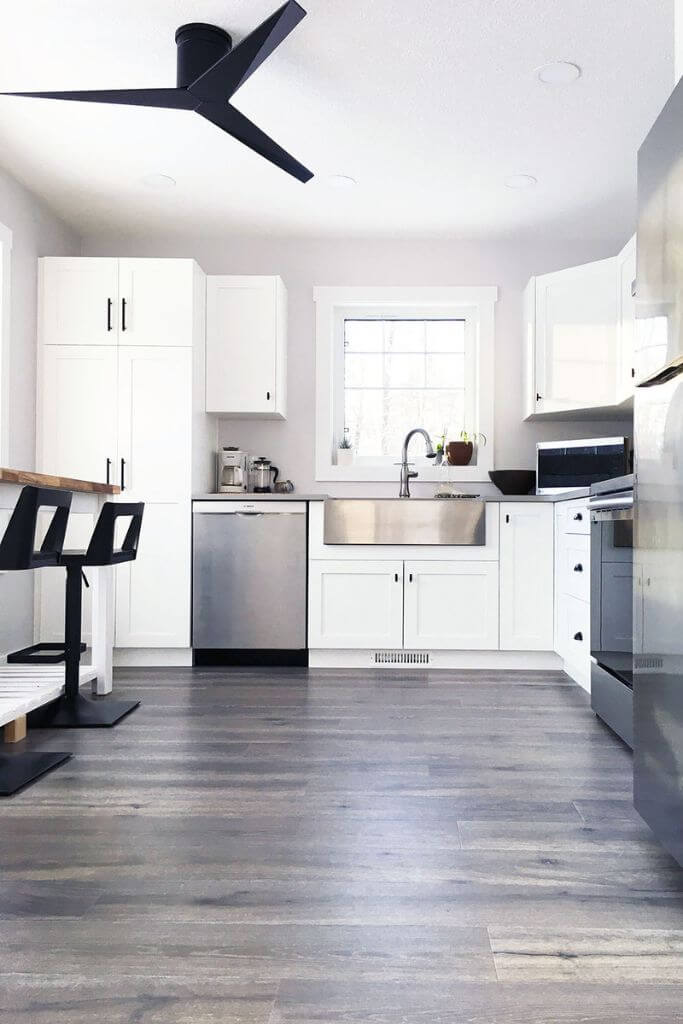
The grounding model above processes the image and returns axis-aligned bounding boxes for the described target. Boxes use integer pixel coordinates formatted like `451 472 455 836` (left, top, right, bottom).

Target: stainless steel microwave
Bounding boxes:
536 437 631 494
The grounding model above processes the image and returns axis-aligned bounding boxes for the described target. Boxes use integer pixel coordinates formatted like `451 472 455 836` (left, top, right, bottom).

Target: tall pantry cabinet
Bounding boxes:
36 257 213 654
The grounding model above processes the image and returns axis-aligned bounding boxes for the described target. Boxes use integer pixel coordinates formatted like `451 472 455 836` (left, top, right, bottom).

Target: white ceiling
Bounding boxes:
0 0 675 241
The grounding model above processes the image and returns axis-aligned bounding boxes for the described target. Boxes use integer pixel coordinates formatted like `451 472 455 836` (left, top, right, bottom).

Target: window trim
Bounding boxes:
314 286 497 482
0 220 12 467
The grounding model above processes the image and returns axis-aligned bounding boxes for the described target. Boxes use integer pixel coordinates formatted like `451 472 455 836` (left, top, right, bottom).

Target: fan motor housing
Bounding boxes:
175 23 232 89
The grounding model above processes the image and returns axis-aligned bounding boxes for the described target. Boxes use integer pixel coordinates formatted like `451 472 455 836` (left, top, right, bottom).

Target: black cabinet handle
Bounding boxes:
536 393 542 402
107 298 113 332
266 391 271 401
573 512 583 521
573 563 583 572
573 631 583 642
121 298 127 332
505 513 510 524
394 573 399 583
409 572 413 583
120 458 126 491
105 457 112 485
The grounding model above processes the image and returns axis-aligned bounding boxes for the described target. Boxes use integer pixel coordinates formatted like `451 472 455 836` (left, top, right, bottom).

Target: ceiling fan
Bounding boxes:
1 0 313 183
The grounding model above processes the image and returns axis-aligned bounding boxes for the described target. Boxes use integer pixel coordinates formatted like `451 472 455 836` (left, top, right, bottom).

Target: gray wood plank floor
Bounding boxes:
1 666 681 1023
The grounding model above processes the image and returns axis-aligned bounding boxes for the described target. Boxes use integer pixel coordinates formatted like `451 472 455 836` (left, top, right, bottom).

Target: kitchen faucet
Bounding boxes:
398 428 435 497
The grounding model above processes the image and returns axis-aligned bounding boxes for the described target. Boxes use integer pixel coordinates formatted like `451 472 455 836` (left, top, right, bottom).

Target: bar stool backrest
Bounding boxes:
82 501 144 566
0 485 72 570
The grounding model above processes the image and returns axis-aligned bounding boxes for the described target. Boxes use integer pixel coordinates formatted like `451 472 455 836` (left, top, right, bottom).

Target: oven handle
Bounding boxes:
589 494 633 523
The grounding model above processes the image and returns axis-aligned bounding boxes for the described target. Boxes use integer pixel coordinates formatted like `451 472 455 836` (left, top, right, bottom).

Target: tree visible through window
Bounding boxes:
343 318 466 456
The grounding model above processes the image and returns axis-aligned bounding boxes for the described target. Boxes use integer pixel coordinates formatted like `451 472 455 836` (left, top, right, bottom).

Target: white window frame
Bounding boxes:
0 220 12 466
314 286 497 482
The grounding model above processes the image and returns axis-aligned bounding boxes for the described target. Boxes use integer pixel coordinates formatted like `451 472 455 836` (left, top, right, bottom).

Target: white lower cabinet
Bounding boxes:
403 561 499 650
308 560 404 649
554 498 591 690
499 503 554 650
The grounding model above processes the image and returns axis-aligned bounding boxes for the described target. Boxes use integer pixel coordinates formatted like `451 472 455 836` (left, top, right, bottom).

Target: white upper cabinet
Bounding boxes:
499 503 554 651
206 275 287 418
616 235 637 401
40 258 119 346
117 259 197 347
40 257 198 348
403 561 499 650
533 257 618 414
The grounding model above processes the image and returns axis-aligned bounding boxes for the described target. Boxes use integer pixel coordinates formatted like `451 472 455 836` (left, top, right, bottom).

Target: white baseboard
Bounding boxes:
308 649 562 670
114 648 192 668
562 656 591 692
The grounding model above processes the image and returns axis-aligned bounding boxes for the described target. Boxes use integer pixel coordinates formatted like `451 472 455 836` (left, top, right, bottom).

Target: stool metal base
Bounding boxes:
29 694 140 728
0 750 72 796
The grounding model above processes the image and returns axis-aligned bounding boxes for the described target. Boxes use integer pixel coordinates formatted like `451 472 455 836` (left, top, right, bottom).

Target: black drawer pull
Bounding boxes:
394 573 399 583
106 298 113 331
121 297 127 332
573 631 583 642
573 563 583 572
573 512 583 521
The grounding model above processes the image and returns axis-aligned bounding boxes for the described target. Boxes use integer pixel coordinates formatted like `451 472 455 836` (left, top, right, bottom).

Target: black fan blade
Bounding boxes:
0 88 196 110
198 101 312 182
189 1 306 103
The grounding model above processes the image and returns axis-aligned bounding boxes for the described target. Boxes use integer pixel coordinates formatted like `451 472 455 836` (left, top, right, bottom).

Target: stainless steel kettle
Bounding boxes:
251 457 279 493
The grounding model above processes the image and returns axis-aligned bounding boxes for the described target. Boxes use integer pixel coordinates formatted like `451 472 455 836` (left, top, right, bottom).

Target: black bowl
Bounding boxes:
488 470 536 495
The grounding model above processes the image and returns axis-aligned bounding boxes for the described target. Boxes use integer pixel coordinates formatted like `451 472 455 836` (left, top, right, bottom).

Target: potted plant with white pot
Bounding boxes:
337 432 354 467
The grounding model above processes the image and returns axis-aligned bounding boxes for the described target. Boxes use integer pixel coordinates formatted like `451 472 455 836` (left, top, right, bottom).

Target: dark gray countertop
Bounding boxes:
193 489 589 503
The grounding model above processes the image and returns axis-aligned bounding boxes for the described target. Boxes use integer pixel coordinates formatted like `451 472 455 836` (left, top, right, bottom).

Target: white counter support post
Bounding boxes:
90 563 114 695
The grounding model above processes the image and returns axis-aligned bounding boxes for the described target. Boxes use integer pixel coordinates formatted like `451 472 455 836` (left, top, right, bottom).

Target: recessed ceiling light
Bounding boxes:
328 174 357 189
505 174 538 190
140 173 177 190
536 60 582 85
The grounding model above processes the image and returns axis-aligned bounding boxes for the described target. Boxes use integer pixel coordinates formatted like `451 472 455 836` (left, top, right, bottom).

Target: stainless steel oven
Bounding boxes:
589 474 634 747
537 437 631 494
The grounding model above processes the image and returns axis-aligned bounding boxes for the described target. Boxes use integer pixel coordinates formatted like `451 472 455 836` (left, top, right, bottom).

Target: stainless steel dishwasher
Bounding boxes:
192 500 307 661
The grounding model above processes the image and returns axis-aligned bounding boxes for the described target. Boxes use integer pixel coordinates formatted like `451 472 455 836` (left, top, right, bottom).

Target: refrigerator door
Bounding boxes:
635 76 683 380
633 362 683 866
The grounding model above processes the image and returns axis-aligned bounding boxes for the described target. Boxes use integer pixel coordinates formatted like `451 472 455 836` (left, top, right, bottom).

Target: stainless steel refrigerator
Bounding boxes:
634 74 683 866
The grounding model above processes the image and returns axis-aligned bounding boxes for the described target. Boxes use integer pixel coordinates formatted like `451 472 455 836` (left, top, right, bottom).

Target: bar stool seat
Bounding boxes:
0 486 73 794
29 501 145 729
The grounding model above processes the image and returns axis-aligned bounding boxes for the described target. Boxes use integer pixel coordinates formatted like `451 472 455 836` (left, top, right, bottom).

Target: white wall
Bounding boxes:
82 232 632 496
677 0 683 80
0 166 79 655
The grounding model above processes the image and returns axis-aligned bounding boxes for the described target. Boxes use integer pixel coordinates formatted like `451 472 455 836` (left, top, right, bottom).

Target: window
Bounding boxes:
343 317 470 457
0 221 12 465
314 286 497 481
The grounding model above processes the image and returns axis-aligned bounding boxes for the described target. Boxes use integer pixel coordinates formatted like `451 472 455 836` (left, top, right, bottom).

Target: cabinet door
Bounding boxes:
39 345 118 484
403 561 499 650
116 346 191 499
535 257 618 411
206 275 285 416
308 560 404 649
115 346 191 647
522 276 537 418
115 503 191 647
40 258 119 346
616 235 637 402
118 259 196 347
500 503 554 650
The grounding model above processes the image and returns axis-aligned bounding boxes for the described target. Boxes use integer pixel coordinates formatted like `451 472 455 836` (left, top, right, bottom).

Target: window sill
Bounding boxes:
316 462 493 483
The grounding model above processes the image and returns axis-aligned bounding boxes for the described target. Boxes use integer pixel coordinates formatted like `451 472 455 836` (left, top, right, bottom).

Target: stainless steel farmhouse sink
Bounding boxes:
323 498 486 545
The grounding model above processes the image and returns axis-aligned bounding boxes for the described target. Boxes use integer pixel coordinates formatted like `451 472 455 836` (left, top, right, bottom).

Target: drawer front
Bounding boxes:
558 594 590 667
559 533 590 602
561 499 590 535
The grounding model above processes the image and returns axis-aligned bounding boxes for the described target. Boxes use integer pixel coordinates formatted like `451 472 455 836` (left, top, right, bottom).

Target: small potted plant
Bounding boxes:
446 430 487 466
337 432 354 467
433 429 446 466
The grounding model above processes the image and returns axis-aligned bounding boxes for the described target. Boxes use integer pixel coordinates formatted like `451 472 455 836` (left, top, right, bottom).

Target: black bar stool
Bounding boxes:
30 501 145 728
0 485 73 794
